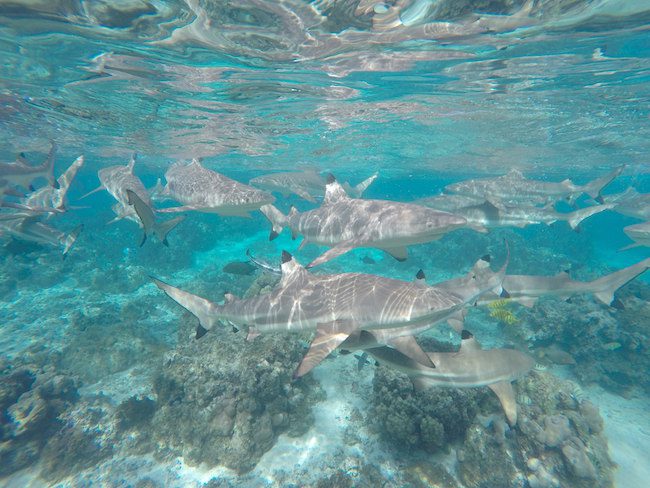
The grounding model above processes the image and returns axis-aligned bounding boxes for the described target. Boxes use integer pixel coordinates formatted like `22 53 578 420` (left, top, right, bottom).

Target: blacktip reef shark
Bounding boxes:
0 142 56 194
81 153 151 225
126 190 185 247
249 169 378 203
444 166 624 207
364 330 535 426
152 249 505 378
418 196 614 232
493 257 650 308
621 222 650 250
602 187 650 221
0 216 82 258
153 159 274 217
2 156 84 216
260 175 466 268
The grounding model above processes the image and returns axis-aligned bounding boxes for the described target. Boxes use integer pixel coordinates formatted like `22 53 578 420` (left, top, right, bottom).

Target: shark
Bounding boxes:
153 159 275 217
364 330 535 425
126 190 185 247
499 258 650 307
81 153 151 224
249 170 378 203
152 250 504 378
2 155 84 215
260 176 467 267
621 222 650 250
0 142 56 194
602 187 650 221
419 198 614 232
0 216 83 258
444 166 624 207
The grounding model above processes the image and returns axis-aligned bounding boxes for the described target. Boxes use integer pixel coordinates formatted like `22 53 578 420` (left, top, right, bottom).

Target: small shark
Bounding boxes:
152 250 501 377
126 190 184 247
365 330 535 425
0 216 83 258
82 153 151 224
260 175 466 267
444 166 624 206
602 187 650 221
250 170 378 203
0 142 56 193
421 199 614 232
153 159 274 217
621 222 650 250
478 257 650 308
246 249 282 275
3 155 84 215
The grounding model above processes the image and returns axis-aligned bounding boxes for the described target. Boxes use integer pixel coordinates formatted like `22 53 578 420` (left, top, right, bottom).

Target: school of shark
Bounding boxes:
1 147 648 433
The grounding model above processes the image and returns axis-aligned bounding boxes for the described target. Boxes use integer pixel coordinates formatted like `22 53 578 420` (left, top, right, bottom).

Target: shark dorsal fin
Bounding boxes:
488 381 518 426
506 168 525 179
280 250 307 286
460 330 482 353
127 153 137 173
324 178 350 205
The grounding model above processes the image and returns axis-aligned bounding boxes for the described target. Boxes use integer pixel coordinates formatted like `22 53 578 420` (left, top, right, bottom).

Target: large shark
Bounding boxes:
0 216 83 257
419 198 614 232
621 221 650 250
3 156 84 215
153 159 274 217
260 176 466 267
250 170 378 202
364 330 535 425
152 250 503 377
444 166 624 206
0 143 56 194
126 190 185 247
82 154 151 224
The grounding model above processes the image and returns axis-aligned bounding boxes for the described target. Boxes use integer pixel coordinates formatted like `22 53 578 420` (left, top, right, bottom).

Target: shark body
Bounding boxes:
444 166 624 206
603 187 650 221
261 177 466 267
0 143 56 194
0 216 82 257
622 222 650 250
250 170 377 202
365 330 534 425
152 250 503 377
154 159 274 216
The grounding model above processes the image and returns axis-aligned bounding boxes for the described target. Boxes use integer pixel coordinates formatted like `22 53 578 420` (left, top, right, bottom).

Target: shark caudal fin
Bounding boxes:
566 204 614 230
590 257 650 305
353 172 379 197
151 277 221 337
155 216 185 247
582 165 625 202
127 189 184 246
62 224 83 259
259 204 288 240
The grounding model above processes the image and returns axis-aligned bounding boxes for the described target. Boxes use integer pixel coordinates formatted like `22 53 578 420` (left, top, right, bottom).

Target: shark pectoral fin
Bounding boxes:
380 246 408 262
294 321 355 378
488 381 518 426
411 377 434 392
593 290 615 306
387 336 435 369
516 296 538 308
468 224 489 234
306 241 357 268
447 309 467 333
246 328 261 342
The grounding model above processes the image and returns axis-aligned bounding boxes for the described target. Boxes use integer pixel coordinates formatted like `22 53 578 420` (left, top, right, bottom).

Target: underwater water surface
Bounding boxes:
1 1 649 487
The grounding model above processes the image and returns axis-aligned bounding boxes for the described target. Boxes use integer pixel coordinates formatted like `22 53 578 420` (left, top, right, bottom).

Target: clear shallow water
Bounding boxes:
1 1 649 487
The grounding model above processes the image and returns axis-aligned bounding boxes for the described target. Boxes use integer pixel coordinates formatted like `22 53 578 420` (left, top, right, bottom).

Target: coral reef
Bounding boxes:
458 371 615 488
149 330 324 473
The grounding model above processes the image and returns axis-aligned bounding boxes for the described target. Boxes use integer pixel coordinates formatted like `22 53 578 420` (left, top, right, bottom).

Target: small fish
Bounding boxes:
222 261 256 276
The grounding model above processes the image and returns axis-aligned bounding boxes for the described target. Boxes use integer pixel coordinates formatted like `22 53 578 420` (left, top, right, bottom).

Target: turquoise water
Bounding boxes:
1 1 649 487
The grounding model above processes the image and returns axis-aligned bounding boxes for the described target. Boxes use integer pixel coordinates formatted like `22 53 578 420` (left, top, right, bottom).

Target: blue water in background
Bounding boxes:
1 1 649 487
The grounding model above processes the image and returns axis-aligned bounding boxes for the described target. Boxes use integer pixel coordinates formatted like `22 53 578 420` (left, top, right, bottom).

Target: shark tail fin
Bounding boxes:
582 165 625 202
353 172 379 197
259 204 287 239
62 224 83 259
155 215 185 247
590 257 650 305
150 277 221 335
566 204 614 230
55 155 85 209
